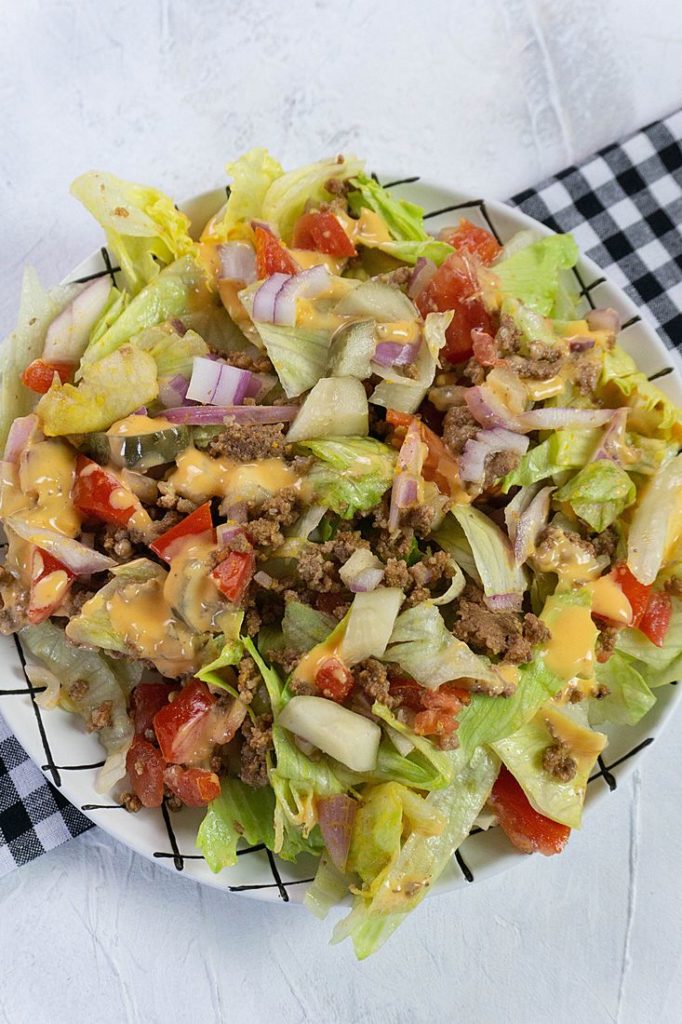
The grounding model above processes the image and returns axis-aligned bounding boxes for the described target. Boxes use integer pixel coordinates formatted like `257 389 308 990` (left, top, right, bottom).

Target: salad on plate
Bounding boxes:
1 150 681 958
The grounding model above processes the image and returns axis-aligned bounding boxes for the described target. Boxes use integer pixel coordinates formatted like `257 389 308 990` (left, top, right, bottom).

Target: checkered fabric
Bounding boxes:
1 110 681 875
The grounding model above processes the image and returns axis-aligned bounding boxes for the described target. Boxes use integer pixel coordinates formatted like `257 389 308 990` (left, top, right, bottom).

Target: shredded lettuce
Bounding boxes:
601 347 682 440
491 234 579 316
384 603 502 690
348 175 453 266
80 255 207 369
332 746 498 958
70 171 195 295
21 620 140 793
297 436 396 519
262 155 364 241
197 777 279 871
492 704 606 828
616 597 682 686
202 148 284 243
448 506 526 599
131 323 208 379
502 428 602 489
591 651 656 725
371 702 454 790
0 268 73 449
37 344 159 436
370 311 450 414
282 601 335 653
247 319 332 399
555 461 636 532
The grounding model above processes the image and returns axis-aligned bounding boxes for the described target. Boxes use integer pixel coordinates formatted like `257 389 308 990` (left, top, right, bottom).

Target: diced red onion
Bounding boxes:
216 523 246 545
349 567 385 593
170 318 188 336
459 428 530 485
317 794 357 872
373 341 420 367
504 482 539 546
388 420 425 530
252 272 290 322
3 414 40 463
132 406 148 416
407 257 437 299
465 386 523 432
247 372 277 402
586 307 621 335
513 485 554 565
517 408 614 432
186 356 253 407
157 374 190 409
161 404 298 425
272 265 331 327
217 242 257 284
253 570 274 588
568 336 595 353
483 593 524 612
592 408 629 463
5 517 115 575
220 505 248 525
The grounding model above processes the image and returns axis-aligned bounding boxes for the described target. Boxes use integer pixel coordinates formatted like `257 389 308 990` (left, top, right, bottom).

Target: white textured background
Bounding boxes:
1 2 682 1022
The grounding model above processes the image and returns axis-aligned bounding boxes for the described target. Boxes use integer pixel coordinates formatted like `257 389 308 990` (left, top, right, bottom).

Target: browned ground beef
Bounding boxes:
591 527 619 558
221 350 273 373
354 658 396 707
596 626 619 663
495 318 521 356
452 584 550 663
665 577 682 597
288 677 317 696
119 792 142 813
208 422 289 462
156 481 198 515
86 701 113 732
573 355 602 395
483 450 520 487
460 359 486 385
542 742 577 781
236 656 261 704
402 504 436 537
0 570 29 635
101 526 135 561
383 557 411 589
297 546 340 592
508 354 561 380
269 646 302 675
375 527 416 562
442 407 480 456
239 714 274 788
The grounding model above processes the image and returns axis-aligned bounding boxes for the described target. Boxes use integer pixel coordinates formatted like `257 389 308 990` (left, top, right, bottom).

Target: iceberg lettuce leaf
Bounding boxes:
555 461 636 532
491 234 579 316
591 651 656 725
201 148 284 243
348 175 453 266
263 155 364 241
297 436 396 519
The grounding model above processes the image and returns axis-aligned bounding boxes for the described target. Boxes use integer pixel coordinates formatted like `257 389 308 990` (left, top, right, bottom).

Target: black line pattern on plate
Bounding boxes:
454 849 474 883
621 315 642 329
266 847 289 901
588 737 655 786
0 686 47 696
160 799 184 871
42 761 105 772
11 634 61 787
571 264 597 310
228 877 315 895
648 366 674 381
382 175 421 189
81 804 124 811
153 843 266 862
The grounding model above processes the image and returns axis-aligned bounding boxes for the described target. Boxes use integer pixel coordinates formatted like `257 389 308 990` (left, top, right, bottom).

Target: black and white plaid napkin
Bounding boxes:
1 110 681 875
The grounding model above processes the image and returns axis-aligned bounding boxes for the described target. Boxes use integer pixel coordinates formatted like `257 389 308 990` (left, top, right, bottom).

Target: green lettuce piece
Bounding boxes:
64 559 165 653
492 234 579 316
196 779 281 871
70 171 195 295
591 651 656 725
196 613 246 693
203 148 284 242
20 620 141 793
502 428 602 489
616 597 682 687
601 347 682 440
370 311 450 414
502 297 558 348
282 601 335 653
132 323 208 378
248 320 332 399
262 155 364 241
449 505 526 599
88 287 129 346
304 855 349 920
371 702 454 790
80 255 207 369
384 603 503 690
0 268 73 449
432 514 481 583
491 706 605 828
626 433 678 475
297 436 395 519
554 461 636 532
37 344 159 436
348 174 453 266
332 746 498 958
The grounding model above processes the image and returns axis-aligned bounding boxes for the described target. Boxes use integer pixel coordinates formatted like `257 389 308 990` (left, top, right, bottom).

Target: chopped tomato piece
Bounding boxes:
638 591 672 647
292 211 357 257
163 765 221 807
612 564 652 627
489 765 570 856
21 358 75 394
254 225 299 277
440 218 502 266
414 707 458 738
389 678 469 736
415 251 496 363
471 329 499 367
210 549 255 605
149 501 214 562
72 454 138 527
126 737 165 807
153 680 216 765
386 409 463 497
315 657 354 702
130 682 178 738
27 549 74 624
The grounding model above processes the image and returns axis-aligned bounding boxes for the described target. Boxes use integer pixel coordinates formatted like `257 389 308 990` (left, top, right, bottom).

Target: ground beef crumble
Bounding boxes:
239 714 274 788
236 656 261 705
596 626 619 663
207 422 289 462
353 658 397 707
452 583 550 663
442 406 479 456
542 742 577 781
86 701 113 732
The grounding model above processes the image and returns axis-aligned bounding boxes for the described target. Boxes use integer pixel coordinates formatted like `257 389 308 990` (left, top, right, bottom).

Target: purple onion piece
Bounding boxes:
513 486 554 565
517 408 614 432
252 273 290 322
348 567 385 593
483 592 524 612
160 404 299 425
373 341 419 367
218 242 257 284
568 336 596 353
586 307 621 335
407 257 437 299
3 414 39 463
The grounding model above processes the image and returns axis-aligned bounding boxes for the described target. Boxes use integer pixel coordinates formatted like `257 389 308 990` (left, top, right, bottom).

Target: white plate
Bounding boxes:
2 176 681 904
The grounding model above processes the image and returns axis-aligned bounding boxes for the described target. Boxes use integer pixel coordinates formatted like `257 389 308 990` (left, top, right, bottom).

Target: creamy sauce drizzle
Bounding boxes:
169 448 297 504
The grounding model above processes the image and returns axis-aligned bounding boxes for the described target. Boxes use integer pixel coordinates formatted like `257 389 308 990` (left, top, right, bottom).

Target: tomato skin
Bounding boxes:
638 591 672 647
612 564 651 627
153 680 216 764
440 218 502 265
130 682 178 738
73 454 137 527
163 765 221 807
389 678 469 737
415 252 495 363
292 211 357 257
254 225 299 277
149 502 214 562
315 657 354 702
489 766 570 856
210 550 255 604
21 358 75 394
126 737 166 808
386 409 462 497
27 549 73 624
